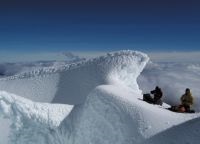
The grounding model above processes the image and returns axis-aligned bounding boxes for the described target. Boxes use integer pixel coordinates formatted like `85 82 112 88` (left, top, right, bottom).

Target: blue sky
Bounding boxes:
0 0 200 56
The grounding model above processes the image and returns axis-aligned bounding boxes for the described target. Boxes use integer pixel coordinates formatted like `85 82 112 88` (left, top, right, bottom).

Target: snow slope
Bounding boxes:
0 61 74 77
0 91 73 144
0 51 148 104
0 85 199 144
0 50 200 144
61 85 198 144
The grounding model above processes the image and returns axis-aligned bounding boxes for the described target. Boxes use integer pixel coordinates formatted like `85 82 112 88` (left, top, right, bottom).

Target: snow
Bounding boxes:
0 50 148 104
0 50 200 144
0 61 69 77
0 91 73 144
0 91 73 128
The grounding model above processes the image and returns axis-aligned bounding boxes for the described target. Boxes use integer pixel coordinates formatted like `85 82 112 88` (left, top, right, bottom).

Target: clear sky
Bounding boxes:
0 0 200 54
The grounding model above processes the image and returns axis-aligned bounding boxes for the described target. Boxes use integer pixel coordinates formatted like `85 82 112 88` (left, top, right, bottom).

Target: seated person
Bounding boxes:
143 86 163 105
168 88 195 113
180 88 194 112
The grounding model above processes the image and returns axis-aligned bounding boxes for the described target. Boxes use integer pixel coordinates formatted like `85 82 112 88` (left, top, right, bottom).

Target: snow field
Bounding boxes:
0 50 200 144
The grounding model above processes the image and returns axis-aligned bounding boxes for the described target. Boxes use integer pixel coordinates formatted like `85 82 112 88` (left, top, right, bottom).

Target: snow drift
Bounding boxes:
0 61 72 77
0 50 149 143
0 51 148 104
1 50 200 144
0 85 199 144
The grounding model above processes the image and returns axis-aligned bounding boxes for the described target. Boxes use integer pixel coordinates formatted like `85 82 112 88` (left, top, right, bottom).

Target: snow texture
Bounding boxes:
0 50 200 144
0 50 148 104
0 61 68 77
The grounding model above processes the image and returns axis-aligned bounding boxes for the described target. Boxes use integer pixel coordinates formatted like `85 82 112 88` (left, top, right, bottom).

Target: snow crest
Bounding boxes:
0 50 150 144
2 50 200 144
0 50 149 104
0 85 199 144
0 91 73 144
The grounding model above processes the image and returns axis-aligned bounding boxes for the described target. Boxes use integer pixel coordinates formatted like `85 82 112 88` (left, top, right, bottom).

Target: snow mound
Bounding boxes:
68 85 198 144
0 91 73 128
0 50 149 104
1 50 200 144
142 117 200 144
0 50 149 143
0 91 73 144
0 86 199 144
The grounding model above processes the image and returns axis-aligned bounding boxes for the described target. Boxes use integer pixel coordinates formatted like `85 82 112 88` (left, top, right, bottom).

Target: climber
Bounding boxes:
180 88 194 112
143 86 163 105
168 88 195 113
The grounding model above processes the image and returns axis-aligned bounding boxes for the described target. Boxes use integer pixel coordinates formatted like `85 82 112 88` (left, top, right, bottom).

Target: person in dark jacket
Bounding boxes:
151 86 163 105
143 86 163 105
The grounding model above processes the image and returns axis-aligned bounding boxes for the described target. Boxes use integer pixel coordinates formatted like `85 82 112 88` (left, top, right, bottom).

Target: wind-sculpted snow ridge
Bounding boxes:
0 91 73 128
0 50 149 143
0 50 149 104
1 50 200 144
0 86 200 144
0 91 73 144
0 50 147 80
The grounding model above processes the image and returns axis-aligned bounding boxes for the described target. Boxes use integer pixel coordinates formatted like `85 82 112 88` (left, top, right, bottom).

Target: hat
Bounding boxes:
186 88 190 92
